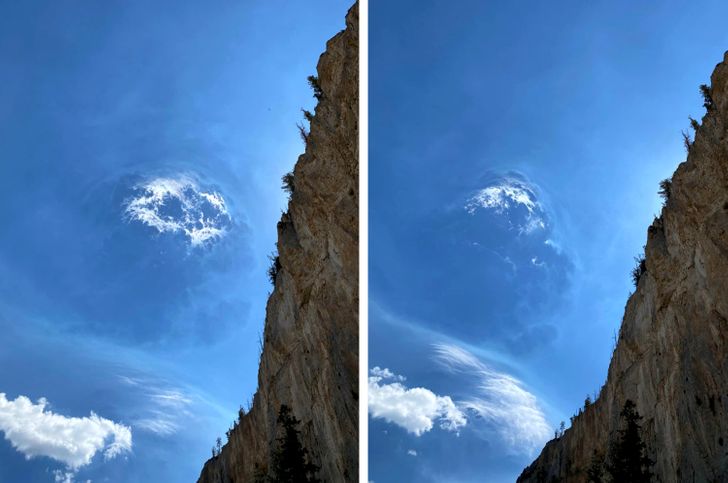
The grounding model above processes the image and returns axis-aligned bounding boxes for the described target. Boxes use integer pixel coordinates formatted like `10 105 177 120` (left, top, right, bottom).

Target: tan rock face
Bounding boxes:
197 4 358 482
519 52 728 483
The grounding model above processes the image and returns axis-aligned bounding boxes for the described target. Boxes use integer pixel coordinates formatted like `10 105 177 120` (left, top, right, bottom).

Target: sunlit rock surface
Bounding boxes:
197 4 358 482
519 51 728 483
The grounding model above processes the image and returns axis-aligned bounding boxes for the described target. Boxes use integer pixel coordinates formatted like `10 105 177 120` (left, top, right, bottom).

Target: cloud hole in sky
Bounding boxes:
464 175 547 235
123 175 232 248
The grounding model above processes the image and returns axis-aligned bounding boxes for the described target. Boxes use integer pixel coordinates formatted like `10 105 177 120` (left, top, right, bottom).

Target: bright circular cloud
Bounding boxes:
123 175 232 248
464 175 547 235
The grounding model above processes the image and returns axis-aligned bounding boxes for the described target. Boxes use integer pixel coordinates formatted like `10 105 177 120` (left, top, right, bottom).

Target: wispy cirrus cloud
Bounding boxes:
0 393 131 481
368 367 467 436
432 344 551 454
123 175 232 248
117 375 194 437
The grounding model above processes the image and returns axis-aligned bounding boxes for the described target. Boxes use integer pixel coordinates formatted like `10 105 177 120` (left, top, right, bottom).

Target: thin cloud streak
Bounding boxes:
433 344 551 454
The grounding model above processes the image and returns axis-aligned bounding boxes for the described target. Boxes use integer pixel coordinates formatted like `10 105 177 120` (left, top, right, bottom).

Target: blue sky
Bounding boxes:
0 1 349 481
368 1 728 481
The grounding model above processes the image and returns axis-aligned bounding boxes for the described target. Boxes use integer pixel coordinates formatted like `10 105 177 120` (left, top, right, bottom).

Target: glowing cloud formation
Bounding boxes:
124 175 232 247
465 176 547 235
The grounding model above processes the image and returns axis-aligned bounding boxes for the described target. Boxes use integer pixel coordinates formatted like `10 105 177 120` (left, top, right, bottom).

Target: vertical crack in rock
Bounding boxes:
197 3 358 482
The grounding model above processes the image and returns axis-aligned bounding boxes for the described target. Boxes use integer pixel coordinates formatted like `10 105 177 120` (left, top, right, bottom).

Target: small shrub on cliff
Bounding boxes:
269 405 321 482
268 253 281 285
307 75 323 100
605 400 654 482
297 122 309 145
301 108 314 123
631 252 646 288
689 116 700 132
658 178 672 204
282 172 295 196
700 84 713 110
584 395 592 409
682 129 692 153
211 436 223 458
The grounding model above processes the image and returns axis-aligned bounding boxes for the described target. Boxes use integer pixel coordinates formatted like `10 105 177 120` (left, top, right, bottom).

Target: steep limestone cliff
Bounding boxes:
197 4 358 482
519 52 728 483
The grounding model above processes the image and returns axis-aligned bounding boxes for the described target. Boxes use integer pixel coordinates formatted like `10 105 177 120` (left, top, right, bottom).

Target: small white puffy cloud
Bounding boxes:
368 368 466 436
0 393 132 474
123 175 231 247
407 449 417 456
369 366 405 381
433 344 551 454
52 470 89 483
464 177 546 235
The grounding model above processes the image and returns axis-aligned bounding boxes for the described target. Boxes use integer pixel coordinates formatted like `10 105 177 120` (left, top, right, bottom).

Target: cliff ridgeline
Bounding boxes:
519 51 728 482
198 4 358 482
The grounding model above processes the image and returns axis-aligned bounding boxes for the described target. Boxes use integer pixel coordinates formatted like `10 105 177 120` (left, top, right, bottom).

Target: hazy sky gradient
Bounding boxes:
369 1 728 481
0 1 348 481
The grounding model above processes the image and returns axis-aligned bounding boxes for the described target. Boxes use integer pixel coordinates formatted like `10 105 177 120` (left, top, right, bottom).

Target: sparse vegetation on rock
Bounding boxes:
307 75 323 100
689 115 700 132
631 252 646 288
268 252 281 285
682 130 693 152
282 172 295 196
297 122 309 145
658 178 672 204
700 83 713 110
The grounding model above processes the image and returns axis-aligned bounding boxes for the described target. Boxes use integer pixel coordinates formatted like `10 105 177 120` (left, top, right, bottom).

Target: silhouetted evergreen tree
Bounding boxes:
269 405 320 483
605 399 653 482
253 463 269 483
586 450 604 483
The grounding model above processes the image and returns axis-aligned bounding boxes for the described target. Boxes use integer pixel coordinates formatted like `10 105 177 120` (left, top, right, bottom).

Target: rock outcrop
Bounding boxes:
519 52 728 483
197 4 358 482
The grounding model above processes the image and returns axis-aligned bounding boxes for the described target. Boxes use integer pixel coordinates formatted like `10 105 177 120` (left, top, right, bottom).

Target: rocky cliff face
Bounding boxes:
519 52 728 483
197 4 358 482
